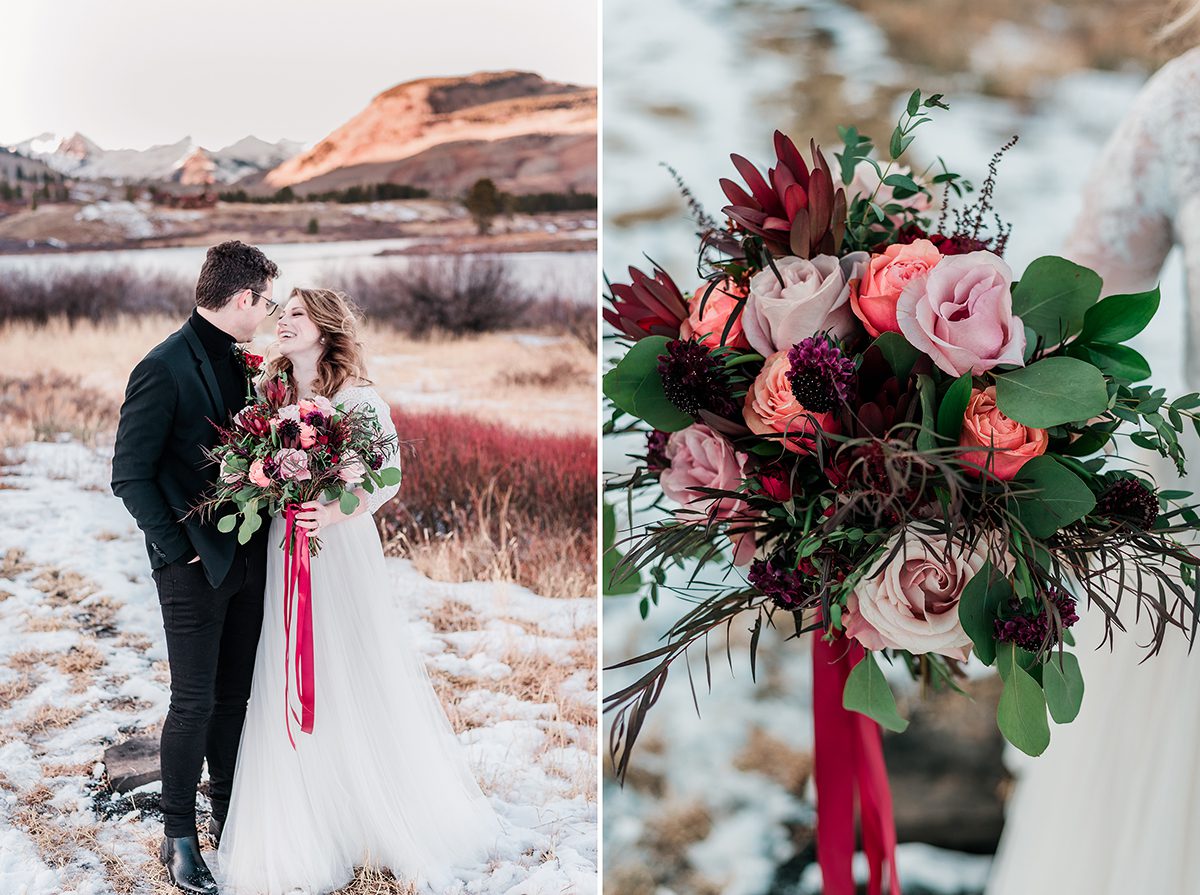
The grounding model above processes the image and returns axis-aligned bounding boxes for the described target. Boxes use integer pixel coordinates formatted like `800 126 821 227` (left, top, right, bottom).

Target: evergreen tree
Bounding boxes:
464 178 502 235
307 217 319 235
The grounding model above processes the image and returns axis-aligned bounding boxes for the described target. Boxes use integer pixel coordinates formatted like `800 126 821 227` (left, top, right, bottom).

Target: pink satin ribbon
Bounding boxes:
283 504 315 747
812 633 901 895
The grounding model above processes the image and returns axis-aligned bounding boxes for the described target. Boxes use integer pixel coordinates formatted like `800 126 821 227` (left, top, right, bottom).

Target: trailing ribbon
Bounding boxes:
282 504 315 747
812 633 901 895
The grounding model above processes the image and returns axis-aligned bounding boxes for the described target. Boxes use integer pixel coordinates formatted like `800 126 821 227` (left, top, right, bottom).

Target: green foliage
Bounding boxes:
603 502 643 596
1011 456 1097 538
1043 650 1085 723
602 336 694 432
306 217 319 235
843 650 909 732
958 562 1011 666
936 373 974 444
1079 287 1160 344
1010 256 1101 343
872 331 919 382
995 357 1109 428
338 490 360 515
996 642 1050 756
464 178 503 235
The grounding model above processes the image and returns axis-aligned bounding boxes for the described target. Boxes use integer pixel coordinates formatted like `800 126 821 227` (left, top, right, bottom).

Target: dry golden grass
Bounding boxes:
0 314 596 436
18 703 86 737
31 566 98 605
8 649 51 671
55 643 105 676
114 632 153 653
332 865 419 895
25 613 69 633
9 803 98 867
42 760 96 779
0 371 119 448
0 671 41 709
733 726 813 794
1 546 34 577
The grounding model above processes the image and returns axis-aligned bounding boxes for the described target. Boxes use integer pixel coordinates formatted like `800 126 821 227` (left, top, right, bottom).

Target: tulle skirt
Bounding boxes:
217 513 502 894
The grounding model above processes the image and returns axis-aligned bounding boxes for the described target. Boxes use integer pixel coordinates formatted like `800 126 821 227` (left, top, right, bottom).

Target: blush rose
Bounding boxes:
679 278 752 350
743 350 839 453
849 239 943 337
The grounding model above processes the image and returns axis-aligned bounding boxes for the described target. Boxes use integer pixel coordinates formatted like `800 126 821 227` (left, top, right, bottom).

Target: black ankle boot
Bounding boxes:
160 835 218 894
207 814 224 846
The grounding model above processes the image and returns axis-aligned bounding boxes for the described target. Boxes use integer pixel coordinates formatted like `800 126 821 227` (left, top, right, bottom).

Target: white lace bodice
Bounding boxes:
1065 48 1200 383
331 384 401 514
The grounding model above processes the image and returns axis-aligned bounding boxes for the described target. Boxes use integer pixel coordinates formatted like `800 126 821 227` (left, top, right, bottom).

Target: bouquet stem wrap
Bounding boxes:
812 633 901 895
283 504 316 747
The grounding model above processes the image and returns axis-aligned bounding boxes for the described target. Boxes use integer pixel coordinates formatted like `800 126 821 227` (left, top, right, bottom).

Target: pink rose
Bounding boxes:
274 448 312 481
275 404 301 422
743 350 839 454
298 396 336 421
846 527 998 660
679 278 751 350
219 459 242 485
958 386 1048 480
896 251 1025 377
248 458 271 488
660 424 748 521
850 239 943 337
743 252 868 355
337 452 367 485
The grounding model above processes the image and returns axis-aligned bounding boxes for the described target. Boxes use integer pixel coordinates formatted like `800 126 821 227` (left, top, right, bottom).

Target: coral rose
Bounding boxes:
659 423 748 521
743 350 839 453
896 251 1025 377
845 527 999 660
742 252 868 355
679 278 752 350
248 458 271 488
850 239 943 337
958 386 1048 480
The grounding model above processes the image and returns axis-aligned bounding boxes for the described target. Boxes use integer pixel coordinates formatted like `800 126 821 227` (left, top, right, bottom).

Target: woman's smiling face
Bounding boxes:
275 295 322 357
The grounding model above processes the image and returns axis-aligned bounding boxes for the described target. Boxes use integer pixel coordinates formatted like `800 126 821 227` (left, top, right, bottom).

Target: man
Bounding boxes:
112 240 278 894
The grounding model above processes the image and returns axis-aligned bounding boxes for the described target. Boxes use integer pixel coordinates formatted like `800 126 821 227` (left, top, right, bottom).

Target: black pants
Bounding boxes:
153 543 266 838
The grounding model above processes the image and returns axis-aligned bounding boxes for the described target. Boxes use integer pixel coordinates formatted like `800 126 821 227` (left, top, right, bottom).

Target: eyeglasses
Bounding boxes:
249 289 281 317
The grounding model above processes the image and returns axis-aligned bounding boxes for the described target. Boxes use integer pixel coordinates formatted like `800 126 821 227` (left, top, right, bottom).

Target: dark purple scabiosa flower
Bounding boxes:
645 430 670 472
993 587 1079 652
786 334 856 413
657 338 737 418
748 556 812 610
275 418 302 449
1096 478 1160 531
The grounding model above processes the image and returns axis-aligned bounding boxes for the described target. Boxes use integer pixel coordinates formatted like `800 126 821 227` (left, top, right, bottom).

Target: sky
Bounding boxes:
0 0 598 151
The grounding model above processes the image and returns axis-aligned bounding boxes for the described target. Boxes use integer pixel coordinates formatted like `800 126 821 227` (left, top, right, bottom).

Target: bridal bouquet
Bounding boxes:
193 372 401 555
603 90 1200 891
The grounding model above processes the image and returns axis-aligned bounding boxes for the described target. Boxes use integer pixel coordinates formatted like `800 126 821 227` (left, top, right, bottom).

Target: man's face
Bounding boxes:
238 279 275 340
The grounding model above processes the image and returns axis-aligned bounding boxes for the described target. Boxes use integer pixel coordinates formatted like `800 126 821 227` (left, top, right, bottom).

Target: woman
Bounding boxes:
987 34 1200 895
217 288 502 894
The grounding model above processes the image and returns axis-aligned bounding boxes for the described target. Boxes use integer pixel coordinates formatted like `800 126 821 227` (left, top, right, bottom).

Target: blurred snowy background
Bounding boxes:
602 1 1188 892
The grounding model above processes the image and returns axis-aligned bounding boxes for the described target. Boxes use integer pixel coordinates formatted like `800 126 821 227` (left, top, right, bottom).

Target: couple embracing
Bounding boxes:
111 241 500 894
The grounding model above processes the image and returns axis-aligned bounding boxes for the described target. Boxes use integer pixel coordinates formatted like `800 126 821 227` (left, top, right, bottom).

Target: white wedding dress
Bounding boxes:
987 49 1200 894
217 385 502 895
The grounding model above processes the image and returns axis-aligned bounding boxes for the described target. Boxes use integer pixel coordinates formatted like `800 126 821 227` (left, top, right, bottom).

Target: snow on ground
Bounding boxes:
0 441 596 894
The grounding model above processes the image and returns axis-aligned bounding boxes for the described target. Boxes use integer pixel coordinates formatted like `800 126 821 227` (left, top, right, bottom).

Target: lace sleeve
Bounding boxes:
1062 55 1200 294
338 385 401 515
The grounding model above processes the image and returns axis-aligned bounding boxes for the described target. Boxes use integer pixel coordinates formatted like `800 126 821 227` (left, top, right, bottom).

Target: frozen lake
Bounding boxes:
0 237 598 303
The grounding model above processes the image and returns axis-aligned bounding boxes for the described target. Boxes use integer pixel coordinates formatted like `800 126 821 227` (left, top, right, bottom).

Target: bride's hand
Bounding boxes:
293 500 341 537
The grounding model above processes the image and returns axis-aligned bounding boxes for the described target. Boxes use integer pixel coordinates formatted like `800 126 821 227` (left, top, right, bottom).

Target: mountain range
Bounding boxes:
3 70 597 198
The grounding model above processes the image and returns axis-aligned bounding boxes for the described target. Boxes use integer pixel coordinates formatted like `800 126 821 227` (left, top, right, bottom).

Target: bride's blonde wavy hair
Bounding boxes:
265 287 371 402
1158 0 1200 44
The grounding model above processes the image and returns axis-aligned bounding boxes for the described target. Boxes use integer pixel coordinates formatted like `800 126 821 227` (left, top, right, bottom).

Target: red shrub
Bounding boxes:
386 409 596 536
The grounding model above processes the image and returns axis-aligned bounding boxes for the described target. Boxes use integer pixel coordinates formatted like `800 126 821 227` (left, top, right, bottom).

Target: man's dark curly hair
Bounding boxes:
195 240 280 310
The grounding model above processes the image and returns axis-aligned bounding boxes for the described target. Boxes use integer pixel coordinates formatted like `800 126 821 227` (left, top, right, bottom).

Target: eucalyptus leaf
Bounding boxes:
843 651 909 733
1082 343 1151 382
339 490 360 516
995 357 1109 428
1043 650 1085 723
957 562 1011 666
603 335 695 432
936 373 974 444
872 331 920 383
1010 256 1101 341
1011 456 1097 538
217 514 238 534
996 643 1051 756
377 466 402 486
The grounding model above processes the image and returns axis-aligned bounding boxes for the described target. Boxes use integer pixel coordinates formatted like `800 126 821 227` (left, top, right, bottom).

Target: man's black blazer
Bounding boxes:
111 317 261 588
